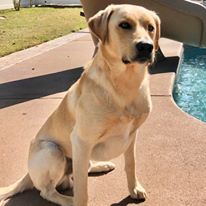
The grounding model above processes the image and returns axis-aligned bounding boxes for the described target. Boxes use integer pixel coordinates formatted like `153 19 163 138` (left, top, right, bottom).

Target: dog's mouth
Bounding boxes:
122 58 131 64
122 54 152 65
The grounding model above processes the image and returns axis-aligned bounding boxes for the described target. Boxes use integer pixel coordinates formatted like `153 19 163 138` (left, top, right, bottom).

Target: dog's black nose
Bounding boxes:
136 42 153 54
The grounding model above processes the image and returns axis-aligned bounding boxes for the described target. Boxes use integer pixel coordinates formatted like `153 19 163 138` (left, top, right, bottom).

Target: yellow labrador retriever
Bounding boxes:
0 4 160 206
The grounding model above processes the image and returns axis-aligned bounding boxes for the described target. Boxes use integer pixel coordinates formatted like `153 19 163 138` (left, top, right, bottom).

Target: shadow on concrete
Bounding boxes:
0 67 83 109
0 56 179 109
111 196 145 206
88 168 115 177
149 56 179 74
3 188 73 206
3 190 144 206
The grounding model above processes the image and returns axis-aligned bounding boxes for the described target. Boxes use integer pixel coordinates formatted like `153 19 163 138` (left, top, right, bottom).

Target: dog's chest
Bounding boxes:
91 115 137 161
90 93 151 160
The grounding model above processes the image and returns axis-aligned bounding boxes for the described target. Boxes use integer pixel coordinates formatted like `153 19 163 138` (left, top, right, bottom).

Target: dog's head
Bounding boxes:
88 4 161 65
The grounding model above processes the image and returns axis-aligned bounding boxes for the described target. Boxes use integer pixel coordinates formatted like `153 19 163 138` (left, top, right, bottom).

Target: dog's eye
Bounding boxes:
119 22 132 30
148 24 154 32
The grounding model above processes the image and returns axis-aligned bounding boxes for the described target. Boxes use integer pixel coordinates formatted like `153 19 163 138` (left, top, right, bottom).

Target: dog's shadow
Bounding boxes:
3 189 58 206
4 192 144 206
3 172 115 206
3 191 144 206
3 188 73 206
111 196 145 206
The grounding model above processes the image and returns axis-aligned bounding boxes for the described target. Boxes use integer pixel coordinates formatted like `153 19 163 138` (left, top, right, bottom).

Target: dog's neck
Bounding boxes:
97 45 148 89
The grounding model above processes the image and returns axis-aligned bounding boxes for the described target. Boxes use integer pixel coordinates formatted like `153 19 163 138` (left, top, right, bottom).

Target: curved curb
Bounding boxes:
0 28 89 71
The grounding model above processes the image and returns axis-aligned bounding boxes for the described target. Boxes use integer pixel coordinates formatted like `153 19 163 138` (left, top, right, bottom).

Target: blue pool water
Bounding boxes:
173 45 206 122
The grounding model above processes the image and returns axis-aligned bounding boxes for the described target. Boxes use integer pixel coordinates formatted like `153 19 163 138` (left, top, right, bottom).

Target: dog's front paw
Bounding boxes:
130 185 147 200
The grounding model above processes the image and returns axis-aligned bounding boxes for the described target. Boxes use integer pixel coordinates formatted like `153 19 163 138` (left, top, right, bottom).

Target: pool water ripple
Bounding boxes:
173 45 206 122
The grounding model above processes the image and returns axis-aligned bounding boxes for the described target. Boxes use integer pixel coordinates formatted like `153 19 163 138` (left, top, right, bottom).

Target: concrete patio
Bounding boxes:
0 30 206 206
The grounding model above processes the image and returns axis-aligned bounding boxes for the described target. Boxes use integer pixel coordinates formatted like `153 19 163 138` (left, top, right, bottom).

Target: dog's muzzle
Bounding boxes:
135 41 153 63
122 41 154 64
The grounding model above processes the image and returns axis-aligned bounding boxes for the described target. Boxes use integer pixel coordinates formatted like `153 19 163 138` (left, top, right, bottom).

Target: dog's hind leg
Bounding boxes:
88 160 115 173
0 173 33 202
28 140 73 206
40 188 72 206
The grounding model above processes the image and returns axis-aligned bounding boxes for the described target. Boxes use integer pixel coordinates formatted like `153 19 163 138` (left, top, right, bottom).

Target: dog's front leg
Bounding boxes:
124 131 147 200
71 131 92 206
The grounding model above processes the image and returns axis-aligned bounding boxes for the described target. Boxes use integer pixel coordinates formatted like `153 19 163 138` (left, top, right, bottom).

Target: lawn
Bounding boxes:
0 7 87 57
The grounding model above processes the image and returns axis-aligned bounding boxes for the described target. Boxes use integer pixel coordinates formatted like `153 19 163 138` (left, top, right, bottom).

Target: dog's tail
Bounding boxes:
0 173 33 201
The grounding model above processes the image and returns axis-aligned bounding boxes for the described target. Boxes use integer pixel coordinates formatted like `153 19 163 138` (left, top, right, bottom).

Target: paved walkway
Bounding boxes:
0 31 206 206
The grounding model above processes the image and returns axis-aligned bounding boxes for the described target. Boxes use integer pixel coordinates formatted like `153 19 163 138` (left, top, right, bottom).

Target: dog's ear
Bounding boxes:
151 12 161 51
88 5 114 44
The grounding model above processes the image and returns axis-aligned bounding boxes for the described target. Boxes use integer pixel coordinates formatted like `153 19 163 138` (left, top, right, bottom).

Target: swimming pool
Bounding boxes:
173 45 206 123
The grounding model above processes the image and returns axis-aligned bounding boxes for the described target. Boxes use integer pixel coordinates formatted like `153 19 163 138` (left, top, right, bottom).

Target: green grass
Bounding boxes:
0 8 87 57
